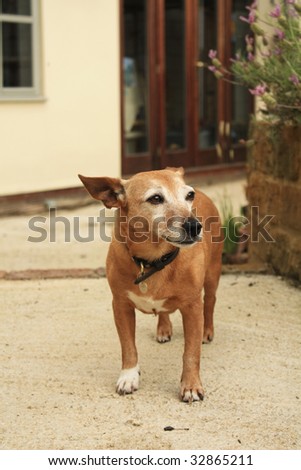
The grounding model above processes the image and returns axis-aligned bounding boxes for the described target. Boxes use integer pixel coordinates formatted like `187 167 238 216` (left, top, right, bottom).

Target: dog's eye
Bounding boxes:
146 194 164 205
186 191 195 201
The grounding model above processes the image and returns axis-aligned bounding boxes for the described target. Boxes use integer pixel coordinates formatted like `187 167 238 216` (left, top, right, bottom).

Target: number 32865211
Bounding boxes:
189 454 253 466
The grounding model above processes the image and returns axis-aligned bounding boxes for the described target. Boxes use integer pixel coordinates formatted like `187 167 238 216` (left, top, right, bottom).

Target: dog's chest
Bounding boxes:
127 291 168 314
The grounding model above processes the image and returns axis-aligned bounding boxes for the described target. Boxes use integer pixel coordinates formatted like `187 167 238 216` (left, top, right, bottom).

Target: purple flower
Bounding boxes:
249 84 267 96
289 74 300 85
248 52 255 61
275 28 285 40
246 1 258 11
261 50 271 58
273 46 282 55
208 65 217 73
240 10 256 24
230 53 241 64
208 49 217 60
287 6 298 17
270 4 281 17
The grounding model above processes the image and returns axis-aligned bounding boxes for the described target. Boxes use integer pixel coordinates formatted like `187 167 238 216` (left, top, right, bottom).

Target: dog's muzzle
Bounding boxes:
182 217 202 240
164 217 202 246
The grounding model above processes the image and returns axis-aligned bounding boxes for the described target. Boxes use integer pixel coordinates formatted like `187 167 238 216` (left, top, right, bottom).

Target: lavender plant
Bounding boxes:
207 1 301 124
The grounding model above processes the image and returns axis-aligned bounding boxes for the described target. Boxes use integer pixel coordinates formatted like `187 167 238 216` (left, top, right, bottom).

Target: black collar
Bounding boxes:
132 248 180 285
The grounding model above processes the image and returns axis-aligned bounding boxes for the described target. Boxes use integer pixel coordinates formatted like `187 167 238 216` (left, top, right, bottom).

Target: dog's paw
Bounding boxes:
156 321 172 343
116 365 140 395
180 382 204 403
156 332 172 343
202 327 214 344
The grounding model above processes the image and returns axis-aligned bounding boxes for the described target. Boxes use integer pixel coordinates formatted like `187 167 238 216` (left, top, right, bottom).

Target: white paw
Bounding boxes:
181 380 204 402
116 365 140 395
182 389 204 402
156 334 171 343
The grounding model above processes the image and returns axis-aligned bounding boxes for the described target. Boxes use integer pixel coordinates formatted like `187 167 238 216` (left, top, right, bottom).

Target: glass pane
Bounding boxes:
198 0 217 149
1 0 31 15
123 0 149 154
231 0 253 143
2 22 33 87
165 0 186 150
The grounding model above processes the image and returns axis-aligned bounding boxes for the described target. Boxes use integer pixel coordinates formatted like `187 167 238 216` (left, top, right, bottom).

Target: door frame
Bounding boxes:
155 0 195 169
120 0 152 173
120 0 249 175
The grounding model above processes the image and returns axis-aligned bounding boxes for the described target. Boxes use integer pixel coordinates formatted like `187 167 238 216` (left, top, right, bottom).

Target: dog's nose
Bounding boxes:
182 218 202 238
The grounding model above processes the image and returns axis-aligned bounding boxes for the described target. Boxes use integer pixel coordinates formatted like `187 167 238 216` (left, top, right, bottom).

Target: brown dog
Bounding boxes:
79 168 223 402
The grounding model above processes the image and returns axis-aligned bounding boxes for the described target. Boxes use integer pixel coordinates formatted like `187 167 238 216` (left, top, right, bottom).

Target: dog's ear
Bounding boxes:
78 175 127 208
166 166 185 176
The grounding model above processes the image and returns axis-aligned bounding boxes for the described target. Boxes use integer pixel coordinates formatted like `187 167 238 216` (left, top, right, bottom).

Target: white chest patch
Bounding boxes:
127 291 168 314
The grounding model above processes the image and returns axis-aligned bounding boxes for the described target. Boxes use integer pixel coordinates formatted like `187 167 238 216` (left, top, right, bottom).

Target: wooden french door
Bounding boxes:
121 0 252 175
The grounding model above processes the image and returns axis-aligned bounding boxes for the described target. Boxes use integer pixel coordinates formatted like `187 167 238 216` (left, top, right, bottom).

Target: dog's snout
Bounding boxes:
182 218 202 238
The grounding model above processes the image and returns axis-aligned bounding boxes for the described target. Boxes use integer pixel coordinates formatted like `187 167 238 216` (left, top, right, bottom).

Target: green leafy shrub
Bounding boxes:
207 1 301 124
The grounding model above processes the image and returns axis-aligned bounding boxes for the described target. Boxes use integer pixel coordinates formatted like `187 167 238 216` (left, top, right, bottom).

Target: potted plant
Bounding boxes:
205 0 301 281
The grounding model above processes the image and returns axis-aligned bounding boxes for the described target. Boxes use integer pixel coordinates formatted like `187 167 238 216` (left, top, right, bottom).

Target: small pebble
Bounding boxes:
164 426 189 432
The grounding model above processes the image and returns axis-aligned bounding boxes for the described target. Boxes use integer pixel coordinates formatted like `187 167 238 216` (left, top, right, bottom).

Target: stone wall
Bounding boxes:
246 123 301 282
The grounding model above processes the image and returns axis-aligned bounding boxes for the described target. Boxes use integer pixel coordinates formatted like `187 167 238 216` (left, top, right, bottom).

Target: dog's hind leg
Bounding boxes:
203 266 221 344
156 313 173 343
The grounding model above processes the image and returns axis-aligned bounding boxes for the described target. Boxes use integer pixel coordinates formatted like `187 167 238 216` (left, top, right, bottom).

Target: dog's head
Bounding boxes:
78 168 202 247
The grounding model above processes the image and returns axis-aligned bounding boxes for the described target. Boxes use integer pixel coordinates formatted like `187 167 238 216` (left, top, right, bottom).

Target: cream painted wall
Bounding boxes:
0 0 121 195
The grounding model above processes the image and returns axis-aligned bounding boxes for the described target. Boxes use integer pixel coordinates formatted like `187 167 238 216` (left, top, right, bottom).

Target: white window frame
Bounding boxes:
0 0 42 101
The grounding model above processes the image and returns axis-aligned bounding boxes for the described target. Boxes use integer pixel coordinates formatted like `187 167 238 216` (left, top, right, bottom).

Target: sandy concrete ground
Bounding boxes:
1 275 300 450
1 175 301 450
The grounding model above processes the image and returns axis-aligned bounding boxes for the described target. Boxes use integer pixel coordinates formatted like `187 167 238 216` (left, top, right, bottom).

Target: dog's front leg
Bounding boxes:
112 299 140 395
180 298 204 402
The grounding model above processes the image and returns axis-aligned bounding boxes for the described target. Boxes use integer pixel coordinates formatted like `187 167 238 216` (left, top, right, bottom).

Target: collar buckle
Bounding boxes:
133 248 180 285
